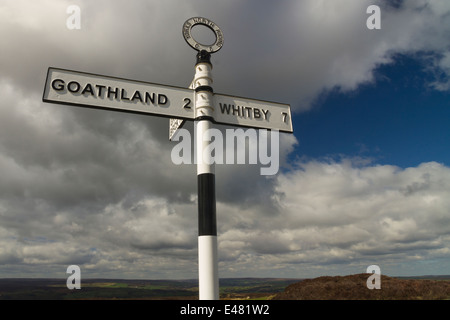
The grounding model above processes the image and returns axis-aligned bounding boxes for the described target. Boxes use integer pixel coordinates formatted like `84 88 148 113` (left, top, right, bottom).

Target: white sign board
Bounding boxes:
43 68 293 133
213 93 293 133
43 68 195 120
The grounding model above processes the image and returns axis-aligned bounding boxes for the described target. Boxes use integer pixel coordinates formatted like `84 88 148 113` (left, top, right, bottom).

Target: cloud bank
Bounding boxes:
0 0 449 278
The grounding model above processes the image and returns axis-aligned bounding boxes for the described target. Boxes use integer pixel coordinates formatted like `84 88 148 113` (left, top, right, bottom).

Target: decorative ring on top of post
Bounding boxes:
182 17 224 53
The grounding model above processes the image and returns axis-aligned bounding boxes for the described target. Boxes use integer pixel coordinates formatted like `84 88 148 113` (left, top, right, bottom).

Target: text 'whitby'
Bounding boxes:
219 103 269 120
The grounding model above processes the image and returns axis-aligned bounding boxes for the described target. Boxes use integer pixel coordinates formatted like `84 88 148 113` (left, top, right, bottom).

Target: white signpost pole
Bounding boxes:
194 51 219 300
182 17 224 301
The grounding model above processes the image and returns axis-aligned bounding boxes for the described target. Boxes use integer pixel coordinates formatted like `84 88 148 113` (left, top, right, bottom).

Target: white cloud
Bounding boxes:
265 160 450 276
1 152 449 278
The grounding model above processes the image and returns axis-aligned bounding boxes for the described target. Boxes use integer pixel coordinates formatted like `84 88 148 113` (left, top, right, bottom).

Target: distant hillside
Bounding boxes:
0 278 300 300
273 273 450 300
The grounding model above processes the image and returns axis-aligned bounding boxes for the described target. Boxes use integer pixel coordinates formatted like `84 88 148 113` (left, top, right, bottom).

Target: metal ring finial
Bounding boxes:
182 17 224 53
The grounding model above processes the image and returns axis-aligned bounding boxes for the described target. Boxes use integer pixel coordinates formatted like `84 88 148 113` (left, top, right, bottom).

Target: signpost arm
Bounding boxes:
194 50 219 300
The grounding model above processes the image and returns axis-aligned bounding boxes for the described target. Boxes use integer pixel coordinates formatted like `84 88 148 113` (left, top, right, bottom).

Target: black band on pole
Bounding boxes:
196 50 212 65
195 85 214 93
198 173 217 236
195 116 215 122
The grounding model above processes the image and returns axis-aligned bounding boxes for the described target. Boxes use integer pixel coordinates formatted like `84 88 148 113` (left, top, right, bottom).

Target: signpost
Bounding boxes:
43 68 195 121
42 17 293 300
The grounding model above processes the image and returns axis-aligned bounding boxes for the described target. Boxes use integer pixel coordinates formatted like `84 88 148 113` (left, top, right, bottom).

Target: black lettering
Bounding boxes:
254 108 261 119
216 31 224 47
107 86 119 99
183 98 192 109
121 89 130 101
51 79 65 91
81 83 94 96
245 107 252 118
158 94 168 105
219 103 231 114
232 105 240 116
145 92 155 104
67 81 81 93
261 109 269 120
183 22 191 39
96 85 106 97
131 90 143 103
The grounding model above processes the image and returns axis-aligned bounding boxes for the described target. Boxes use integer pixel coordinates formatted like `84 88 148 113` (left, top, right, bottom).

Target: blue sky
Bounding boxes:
0 0 449 280
294 54 450 169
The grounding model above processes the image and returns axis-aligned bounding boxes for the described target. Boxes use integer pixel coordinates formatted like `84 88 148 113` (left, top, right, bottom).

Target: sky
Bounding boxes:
0 0 449 280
